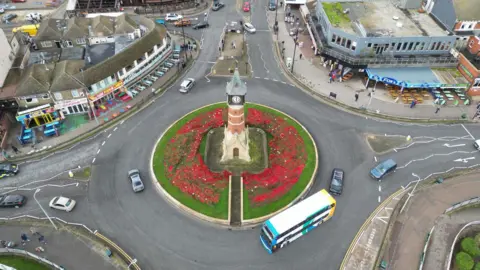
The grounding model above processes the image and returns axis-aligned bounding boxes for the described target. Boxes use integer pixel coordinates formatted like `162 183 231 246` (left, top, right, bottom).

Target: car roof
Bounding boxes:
4 195 23 202
129 169 139 175
56 196 70 205
245 23 253 27
181 79 194 87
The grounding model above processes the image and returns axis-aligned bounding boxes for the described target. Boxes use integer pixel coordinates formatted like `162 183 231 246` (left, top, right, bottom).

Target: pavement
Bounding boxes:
270 7 477 121
342 173 480 270
0 224 121 269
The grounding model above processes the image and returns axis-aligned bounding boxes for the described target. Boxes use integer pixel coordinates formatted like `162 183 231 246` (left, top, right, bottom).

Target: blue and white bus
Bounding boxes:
260 189 337 253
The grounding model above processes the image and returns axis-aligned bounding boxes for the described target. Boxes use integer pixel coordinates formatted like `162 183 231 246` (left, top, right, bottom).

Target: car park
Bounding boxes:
243 2 250 12
329 168 344 195
165 13 183 22
128 169 145 192
2 14 17 23
0 163 19 179
149 75 158 81
370 159 397 180
193 21 209 30
0 194 27 208
155 71 165 77
142 79 153 86
164 62 174 68
212 2 225 11
244 22 256 33
179 78 195 94
49 196 76 212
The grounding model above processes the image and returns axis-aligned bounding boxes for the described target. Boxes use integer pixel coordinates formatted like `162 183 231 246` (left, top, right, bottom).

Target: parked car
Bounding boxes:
149 75 158 81
244 22 256 33
212 2 225 11
25 12 42 23
193 21 209 30
154 71 164 77
128 169 145 192
161 67 169 72
0 194 27 208
370 159 397 180
2 14 17 23
329 168 344 195
243 2 250 12
174 18 192 27
164 62 174 68
0 8 5 15
179 78 195 94
49 196 76 212
136 85 146 91
0 163 19 179
165 13 183 22
142 79 153 86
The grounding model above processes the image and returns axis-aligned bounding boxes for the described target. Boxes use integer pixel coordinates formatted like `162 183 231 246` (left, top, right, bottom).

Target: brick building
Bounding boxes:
458 36 480 97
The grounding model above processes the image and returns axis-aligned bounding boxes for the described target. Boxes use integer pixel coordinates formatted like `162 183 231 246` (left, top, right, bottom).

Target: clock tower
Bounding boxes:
221 68 250 162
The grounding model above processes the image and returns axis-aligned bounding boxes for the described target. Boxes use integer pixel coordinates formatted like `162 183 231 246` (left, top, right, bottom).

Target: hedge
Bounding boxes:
461 237 480 257
456 252 474 270
475 263 480 270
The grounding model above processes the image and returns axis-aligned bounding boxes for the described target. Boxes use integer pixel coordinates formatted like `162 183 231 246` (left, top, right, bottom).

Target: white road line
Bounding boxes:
264 77 269 80
114 127 118 132
254 76 261 79
374 156 377 162
205 75 210 82
120 120 125 124
394 135 472 151
92 158 96 164
289 84 295 87
272 79 278 82
102 141 106 146
397 150 478 169
394 148 397 152
96 149 101 154
107 133 112 138
378 186 381 192
281 81 286 84
378 196 381 203
461 124 475 140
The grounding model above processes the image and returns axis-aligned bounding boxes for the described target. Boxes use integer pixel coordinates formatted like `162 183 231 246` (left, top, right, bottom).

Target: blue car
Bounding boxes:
370 159 397 180
155 19 165 25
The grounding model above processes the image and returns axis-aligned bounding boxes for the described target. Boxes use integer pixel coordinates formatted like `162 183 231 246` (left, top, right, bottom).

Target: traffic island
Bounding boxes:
212 30 251 77
366 134 408 154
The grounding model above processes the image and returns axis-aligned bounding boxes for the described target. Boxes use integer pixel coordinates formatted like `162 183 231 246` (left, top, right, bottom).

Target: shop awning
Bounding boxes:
366 67 442 88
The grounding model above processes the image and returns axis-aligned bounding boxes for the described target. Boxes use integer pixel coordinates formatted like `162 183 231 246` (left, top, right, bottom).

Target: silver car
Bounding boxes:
142 79 153 86
164 62 174 68
128 170 144 192
155 71 165 77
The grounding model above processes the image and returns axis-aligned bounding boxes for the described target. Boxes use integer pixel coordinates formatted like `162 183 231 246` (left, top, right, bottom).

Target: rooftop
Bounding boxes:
327 1 448 37
460 48 480 70
453 0 480 21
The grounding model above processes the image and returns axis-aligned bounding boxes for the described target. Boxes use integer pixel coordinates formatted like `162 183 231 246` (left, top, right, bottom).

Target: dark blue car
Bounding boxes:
370 159 397 180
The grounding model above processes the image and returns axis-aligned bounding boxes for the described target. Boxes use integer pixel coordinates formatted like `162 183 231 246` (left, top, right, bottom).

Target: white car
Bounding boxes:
49 196 76 212
165 13 183 22
26 12 42 22
244 23 256 33
179 78 195 93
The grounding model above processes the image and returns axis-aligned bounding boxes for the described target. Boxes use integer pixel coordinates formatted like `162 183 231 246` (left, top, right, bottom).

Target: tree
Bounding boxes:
475 233 480 246
475 262 480 270
456 252 474 270
461 237 480 257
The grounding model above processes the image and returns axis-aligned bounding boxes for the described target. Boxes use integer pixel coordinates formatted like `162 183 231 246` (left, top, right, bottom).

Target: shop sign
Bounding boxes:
459 64 474 80
440 84 469 88
381 77 398 85
89 81 124 101
54 98 88 110
16 105 55 121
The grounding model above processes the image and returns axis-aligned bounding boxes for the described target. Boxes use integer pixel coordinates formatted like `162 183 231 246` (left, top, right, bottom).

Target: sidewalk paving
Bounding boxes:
272 8 477 120
2 34 198 162
0 224 122 269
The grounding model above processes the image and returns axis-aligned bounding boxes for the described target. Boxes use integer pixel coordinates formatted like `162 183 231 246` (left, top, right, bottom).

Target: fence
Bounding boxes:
445 220 480 270
444 197 480 214
418 226 435 270
0 215 141 270
0 248 63 269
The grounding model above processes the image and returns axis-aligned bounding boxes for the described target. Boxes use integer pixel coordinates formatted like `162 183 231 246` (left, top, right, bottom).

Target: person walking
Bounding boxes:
410 100 415 108
355 92 359 102
21 233 30 245
435 107 440 114
299 53 303 60
12 145 19 154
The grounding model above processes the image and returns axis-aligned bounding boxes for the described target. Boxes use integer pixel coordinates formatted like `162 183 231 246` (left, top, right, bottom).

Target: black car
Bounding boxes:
211 2 225 11
0 194 27 208
0 163 18 179
193 22 210 30
2 13 17 23
329 168 344 195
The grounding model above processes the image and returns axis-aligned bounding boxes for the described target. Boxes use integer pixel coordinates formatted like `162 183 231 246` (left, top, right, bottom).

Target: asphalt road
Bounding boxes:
2 0 480 269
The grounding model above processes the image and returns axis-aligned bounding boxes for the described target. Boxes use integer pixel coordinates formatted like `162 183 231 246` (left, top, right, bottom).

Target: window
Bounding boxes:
137 56 146 63
435 42 441 50
473 79 480 87
125 65 133 72
351 41 356 51
461 24 465 29
331 34 337 43
414 42 420 50
341 38 346 47
54 92 63 100
367 43 372 48
25 97 38 104
147 48 154 56
99 80 106 89
336 36 341 44
42 94 49 99
66 41 73 47
71 90 80 98
397 43 402 51
430 42 436 50
420 42 425 50
469 40 475 48
402 43 408 50
76 38 86 44
346 39 351 49
40 41 52 47
391 43 396 50
408 42 414 51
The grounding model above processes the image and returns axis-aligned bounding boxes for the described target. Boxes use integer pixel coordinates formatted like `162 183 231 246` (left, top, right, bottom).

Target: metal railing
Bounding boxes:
445 196 480 214
0 248 63 269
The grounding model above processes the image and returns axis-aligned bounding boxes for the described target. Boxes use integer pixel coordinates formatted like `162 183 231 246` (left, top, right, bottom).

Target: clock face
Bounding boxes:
232 96 242 104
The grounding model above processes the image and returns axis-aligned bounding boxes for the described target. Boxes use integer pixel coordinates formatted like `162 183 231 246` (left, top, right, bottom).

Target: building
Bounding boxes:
66 0 120 17
0 13 172 146
0 30 15 88
457 36 480 98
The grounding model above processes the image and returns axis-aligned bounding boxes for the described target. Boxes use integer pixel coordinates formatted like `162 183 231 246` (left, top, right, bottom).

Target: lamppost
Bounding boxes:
290 29 299 73
34 189 58 230
79 68 99 125
274 0 279 38
180 13 187 61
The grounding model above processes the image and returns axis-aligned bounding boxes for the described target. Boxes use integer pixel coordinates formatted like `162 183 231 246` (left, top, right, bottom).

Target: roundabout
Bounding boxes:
150 71 317 226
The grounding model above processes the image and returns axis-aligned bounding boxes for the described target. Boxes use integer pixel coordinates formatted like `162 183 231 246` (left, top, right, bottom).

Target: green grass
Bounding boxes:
73 167 91 179
0 256 51 270
322 3 351 26
152 103 229 219
243 104 317 220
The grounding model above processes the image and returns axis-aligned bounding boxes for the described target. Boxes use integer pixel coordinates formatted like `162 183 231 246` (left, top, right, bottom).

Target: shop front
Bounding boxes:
88 81 128 116
54 98 89 115
16 104 63 144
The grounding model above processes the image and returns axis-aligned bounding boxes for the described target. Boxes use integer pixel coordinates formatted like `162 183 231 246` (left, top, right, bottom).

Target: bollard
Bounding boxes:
406 135 412 141
68 171 73 178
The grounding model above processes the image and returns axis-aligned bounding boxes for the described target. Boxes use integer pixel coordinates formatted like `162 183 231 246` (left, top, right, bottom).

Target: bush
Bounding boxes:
475 233 480 246
461 237 480 257
475 263 480 270
456 252 474 270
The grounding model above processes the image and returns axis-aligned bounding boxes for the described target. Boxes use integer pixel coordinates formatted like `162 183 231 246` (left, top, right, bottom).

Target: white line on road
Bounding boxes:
462 124 475 140
264 77 269 80
107 133 112 138
378 196 381 203
96 149 101 154
394 135 472 151
374 156 377 162
120 120 125 125
254 76 261 79
444 143 466 148
289 84 295 87
397 150 478 169
394 148 397 152
378 186 381 192
272 79 278 82
114 127 118 132
102 141 105 146
281 81 286 84
92 158 96 164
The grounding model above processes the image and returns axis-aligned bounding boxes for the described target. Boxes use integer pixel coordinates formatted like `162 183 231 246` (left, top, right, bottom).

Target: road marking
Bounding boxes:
454 157 475 163
102 141 106 146
378 186 381 192
114 127 118 132
444 143 466 147
397 150 478 169
120 120 125 125
264 77 269 80
107 133 112 138
393 148 397 152
374 156 377 162
281 81 286 84
92 158 96 164
461 124 475 140
254 76 261 79
272 79 278 82
96 149 101 154
289 84 295 87
378 196 381 203
205 75 210 82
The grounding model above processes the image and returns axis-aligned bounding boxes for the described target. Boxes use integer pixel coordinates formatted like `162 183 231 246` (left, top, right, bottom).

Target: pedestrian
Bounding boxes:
11 145 19 154
38 234 46 245
328 76 333 83
332 73 336 82
435 107 440 114
410 100 415 108
299 53 302 60
280 1 283 7
355 92 359 102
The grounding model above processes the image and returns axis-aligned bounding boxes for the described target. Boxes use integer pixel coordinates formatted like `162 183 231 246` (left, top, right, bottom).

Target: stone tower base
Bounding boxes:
221 127 250 162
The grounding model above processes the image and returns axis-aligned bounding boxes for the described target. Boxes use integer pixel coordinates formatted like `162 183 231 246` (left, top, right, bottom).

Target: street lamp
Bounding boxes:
290 29 299 73
400 173 421 213
274 0 279 38
180 13 187 62
80 69 99 125
34 189 58 230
